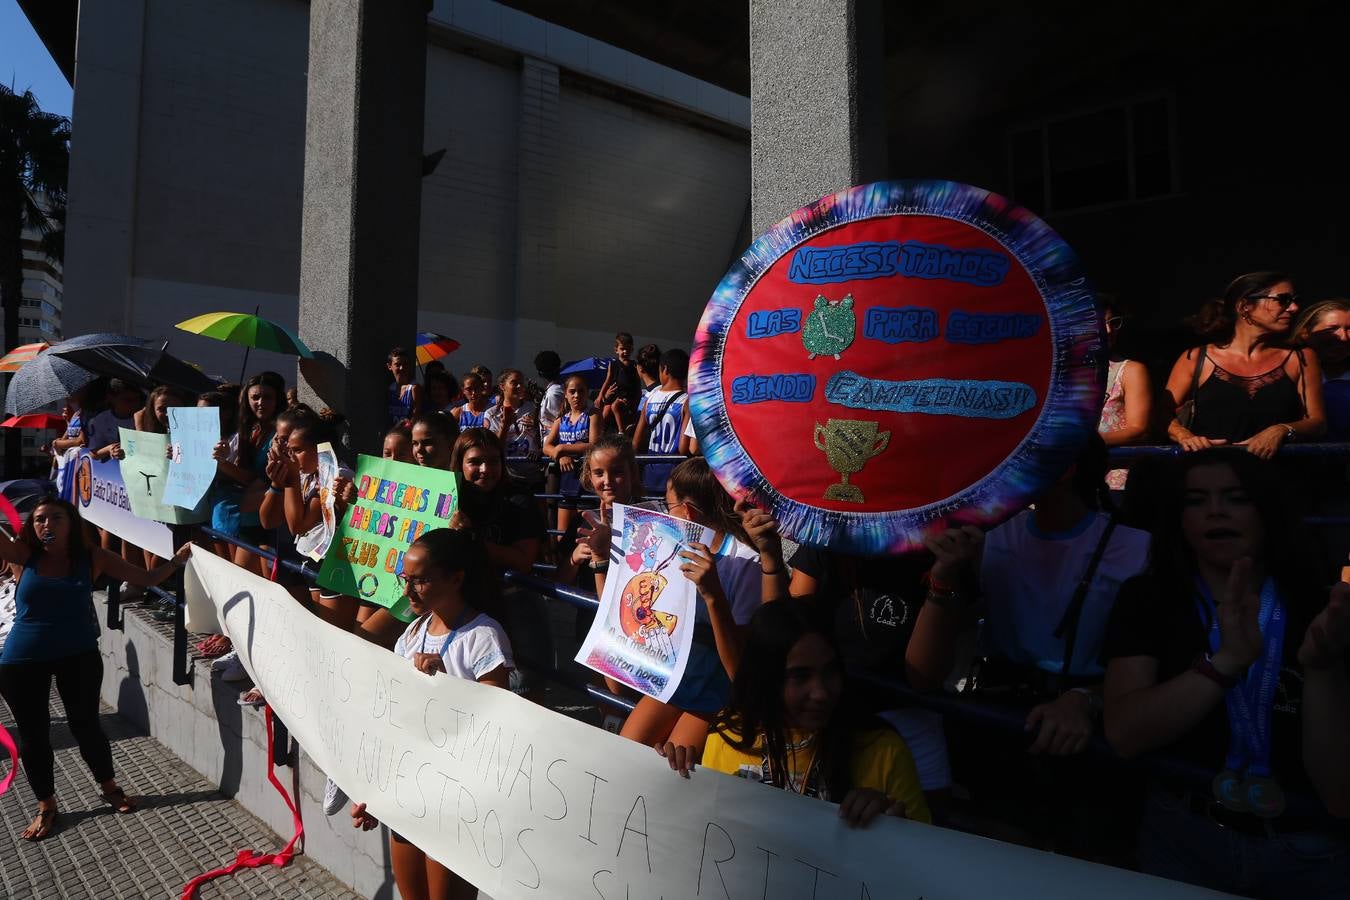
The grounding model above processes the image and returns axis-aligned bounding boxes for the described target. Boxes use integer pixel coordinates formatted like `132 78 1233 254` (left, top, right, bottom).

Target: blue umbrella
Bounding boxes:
4 349 99 416
560 356 613 390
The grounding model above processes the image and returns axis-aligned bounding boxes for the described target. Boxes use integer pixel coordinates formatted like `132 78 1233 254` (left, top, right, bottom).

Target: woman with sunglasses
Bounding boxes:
1165 272 1325 459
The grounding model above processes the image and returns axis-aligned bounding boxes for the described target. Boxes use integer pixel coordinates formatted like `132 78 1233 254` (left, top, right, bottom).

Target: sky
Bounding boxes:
0 0 73 118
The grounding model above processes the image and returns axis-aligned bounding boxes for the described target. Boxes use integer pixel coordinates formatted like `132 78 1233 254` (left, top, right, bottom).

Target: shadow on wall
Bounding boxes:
116 639 150 731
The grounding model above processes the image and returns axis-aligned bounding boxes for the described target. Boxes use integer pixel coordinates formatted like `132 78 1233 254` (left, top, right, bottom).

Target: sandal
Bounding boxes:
99 786 137 814
21 807 57 841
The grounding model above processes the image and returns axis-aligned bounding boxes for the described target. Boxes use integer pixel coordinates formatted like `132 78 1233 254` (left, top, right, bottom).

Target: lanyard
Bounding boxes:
419 609 472 661
1194 577 1286 778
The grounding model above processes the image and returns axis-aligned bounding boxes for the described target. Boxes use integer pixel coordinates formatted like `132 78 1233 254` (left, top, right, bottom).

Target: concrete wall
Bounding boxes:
98 604 400 899
62 0 750 383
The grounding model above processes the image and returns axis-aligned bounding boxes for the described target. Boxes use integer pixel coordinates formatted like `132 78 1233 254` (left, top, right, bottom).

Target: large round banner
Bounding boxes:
689 180 1103 556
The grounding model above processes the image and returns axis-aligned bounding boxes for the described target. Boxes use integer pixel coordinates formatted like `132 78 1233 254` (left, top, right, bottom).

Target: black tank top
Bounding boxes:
1189 347 1305 443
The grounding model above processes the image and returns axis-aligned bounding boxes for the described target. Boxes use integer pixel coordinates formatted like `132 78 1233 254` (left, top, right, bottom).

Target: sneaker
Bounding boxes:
210 650 238 672
322 776 348 817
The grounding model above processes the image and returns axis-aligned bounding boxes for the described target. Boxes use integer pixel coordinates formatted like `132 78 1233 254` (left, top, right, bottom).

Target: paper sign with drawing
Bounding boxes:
117 428 208 525
294 442 342 561
575 504 711 702
162 406 220 510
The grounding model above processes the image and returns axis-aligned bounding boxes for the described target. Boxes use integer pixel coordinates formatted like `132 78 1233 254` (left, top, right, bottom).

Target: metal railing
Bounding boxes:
101 445 1350 822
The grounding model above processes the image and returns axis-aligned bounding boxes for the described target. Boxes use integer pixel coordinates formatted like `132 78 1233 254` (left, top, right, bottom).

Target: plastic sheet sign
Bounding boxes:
689 180 1103 555
316 454 457 616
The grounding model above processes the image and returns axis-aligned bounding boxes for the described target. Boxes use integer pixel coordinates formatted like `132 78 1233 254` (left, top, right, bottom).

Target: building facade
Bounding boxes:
59 0 751 383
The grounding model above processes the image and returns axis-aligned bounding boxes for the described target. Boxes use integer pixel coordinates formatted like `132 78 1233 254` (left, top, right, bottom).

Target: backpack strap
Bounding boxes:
1052 515 1119 680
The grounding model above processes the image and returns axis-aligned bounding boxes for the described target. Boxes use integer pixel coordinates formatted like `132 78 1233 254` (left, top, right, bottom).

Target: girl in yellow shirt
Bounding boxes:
656 597 931 827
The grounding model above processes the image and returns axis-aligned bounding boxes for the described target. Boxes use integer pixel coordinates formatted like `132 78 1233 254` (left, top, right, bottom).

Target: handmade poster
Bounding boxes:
315 453 457 615
187 548 1226 900
295 442 340 561
574 504 711 701
689 180 1103 555
118 427 207 526
56 448 175 558
162 406 220 510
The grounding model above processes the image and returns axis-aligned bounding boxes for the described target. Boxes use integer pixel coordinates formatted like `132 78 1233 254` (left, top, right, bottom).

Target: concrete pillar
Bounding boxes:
511 57 562 364
297 0 429 452
61 0 147 334
748 0 887 234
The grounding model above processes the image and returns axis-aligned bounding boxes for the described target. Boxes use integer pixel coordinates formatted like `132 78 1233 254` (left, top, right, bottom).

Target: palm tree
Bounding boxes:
0 86 70 475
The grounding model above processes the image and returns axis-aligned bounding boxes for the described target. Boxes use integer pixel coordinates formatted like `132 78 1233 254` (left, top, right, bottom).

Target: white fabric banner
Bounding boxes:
186 548 1228 900
57 447 175 558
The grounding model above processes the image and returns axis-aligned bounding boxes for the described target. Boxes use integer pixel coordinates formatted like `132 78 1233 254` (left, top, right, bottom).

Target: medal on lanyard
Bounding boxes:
1196 578 1287 818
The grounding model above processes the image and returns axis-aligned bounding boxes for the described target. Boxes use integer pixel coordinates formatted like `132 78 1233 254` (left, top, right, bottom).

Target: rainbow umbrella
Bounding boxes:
0 342 50 372
415 332 460 366
175 310 313 381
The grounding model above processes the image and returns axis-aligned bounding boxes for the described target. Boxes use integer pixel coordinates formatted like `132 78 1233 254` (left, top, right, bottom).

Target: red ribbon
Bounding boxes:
0 721 17 797
181 706 304 899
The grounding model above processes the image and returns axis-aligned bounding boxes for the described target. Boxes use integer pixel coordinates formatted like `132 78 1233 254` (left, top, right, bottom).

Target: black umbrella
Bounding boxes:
0 478 56 519
49 333 220 396
4 349 99 416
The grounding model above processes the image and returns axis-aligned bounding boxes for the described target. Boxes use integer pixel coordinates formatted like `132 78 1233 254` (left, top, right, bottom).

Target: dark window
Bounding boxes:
1009 95 1178 214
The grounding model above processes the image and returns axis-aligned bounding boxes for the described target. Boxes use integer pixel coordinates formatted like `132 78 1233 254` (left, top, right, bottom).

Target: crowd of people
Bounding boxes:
0 278 1348 899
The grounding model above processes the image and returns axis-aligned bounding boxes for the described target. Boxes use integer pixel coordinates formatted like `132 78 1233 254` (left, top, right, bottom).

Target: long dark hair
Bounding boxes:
451 428 505 493
1189 271 1294 345
237 371 285 458
715 598 854 799
20 497 91 564
410 527 506 630
668 457 749 545
1148 449 1308 595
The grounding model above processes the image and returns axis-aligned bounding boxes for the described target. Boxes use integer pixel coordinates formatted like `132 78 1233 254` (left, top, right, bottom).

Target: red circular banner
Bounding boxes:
689 180 1102 556
720 215 1052 514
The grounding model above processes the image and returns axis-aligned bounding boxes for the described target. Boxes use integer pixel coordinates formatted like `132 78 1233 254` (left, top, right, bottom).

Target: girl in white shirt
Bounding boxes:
351 527 513 900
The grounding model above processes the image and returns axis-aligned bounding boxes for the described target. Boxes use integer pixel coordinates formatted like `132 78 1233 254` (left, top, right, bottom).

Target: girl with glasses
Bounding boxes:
1166 272 1325 457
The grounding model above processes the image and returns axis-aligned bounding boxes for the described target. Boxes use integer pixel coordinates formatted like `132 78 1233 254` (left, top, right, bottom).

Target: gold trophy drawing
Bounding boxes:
813 419 890 503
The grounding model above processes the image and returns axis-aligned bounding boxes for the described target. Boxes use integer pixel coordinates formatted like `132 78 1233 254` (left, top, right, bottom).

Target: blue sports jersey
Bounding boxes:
640 390 686 455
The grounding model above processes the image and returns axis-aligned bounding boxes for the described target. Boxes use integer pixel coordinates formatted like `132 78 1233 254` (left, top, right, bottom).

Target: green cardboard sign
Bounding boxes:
316 454 458 618
118 427 209 525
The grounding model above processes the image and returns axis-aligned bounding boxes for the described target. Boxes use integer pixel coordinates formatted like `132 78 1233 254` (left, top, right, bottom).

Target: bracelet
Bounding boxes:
588 558 609 571
926 572 957 593
1283 424 1296 440
760 566 783 576
1191 653 1240 690
268 484 285 494
924 587 965 610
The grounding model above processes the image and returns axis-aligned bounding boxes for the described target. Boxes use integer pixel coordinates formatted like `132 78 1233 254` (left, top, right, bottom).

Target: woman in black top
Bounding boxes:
1166 271 1325 457
1103 450 1350 899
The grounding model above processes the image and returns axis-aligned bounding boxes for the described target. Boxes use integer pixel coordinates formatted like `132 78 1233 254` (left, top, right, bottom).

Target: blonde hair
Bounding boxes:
1293 298 1350 344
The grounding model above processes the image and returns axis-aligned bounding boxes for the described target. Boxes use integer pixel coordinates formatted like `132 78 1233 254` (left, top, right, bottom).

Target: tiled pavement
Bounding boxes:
0 686 361 900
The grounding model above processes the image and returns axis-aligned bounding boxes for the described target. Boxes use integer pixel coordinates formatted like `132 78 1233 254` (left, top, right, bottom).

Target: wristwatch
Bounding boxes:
1069 687 1104 720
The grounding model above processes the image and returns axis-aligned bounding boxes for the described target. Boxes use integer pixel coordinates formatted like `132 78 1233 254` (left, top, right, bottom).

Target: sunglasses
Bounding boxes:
1249 292 1299 309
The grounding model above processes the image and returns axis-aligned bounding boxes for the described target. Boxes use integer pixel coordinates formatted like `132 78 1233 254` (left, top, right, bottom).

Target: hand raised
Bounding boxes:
1299 582 1350 671
1215 557 1264 671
